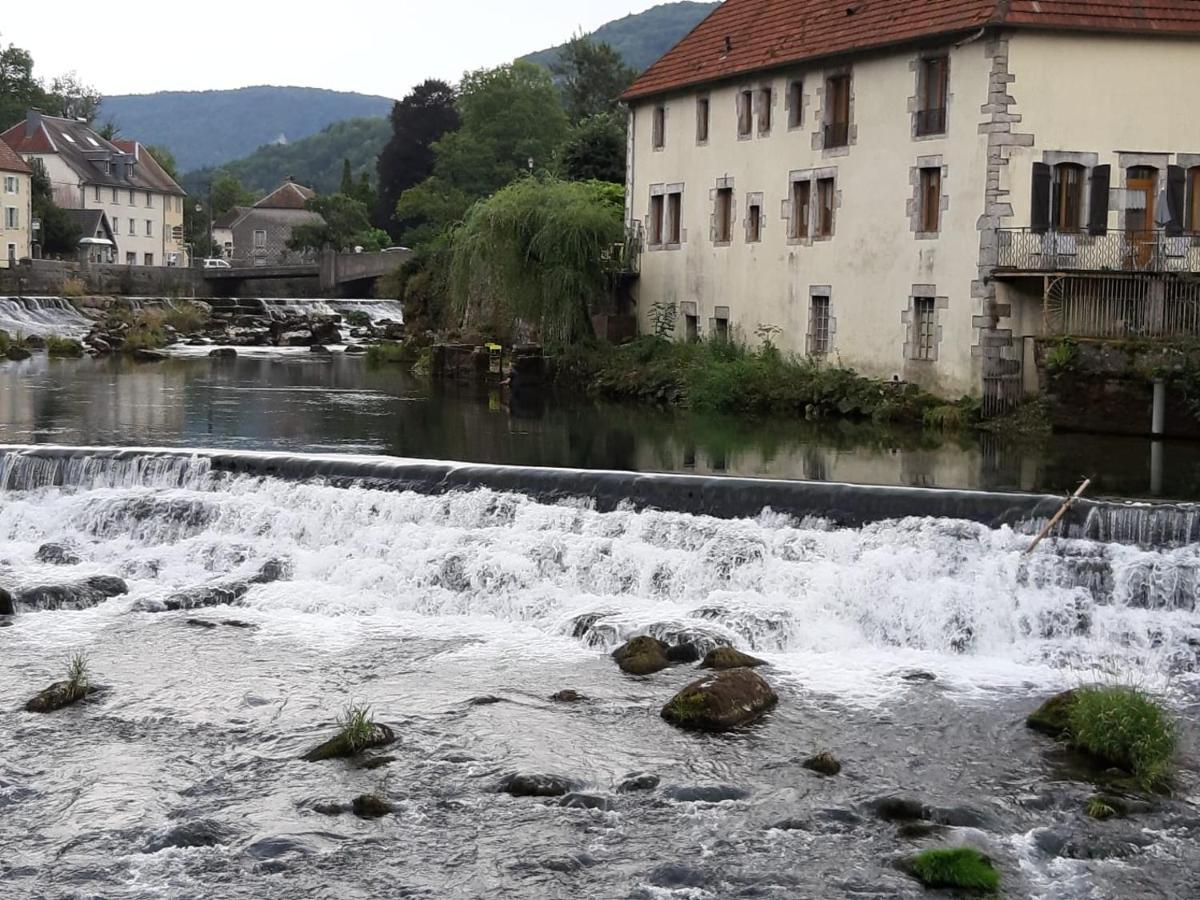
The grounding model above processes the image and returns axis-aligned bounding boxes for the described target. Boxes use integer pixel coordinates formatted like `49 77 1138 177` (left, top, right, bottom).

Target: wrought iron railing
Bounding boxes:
914 107 946 136
996 228 1200 274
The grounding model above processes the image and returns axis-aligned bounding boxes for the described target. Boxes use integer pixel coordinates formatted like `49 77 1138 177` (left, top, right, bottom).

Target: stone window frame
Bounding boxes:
812 65 856 158
651 103 667 151
908 155 950 239
806 286 836 356
1177 154 1200 234
1041 151 1100 236
755 83 776 137
744 191 765 243
908 52 952 141
780 167 840 245
785 77 808 131
709 305 731 341
681 300 701 342
1116 152 1169 234
695 94 711 146
646 182 666 249
735 87 755 141
901 287 949 362
664 183 686 250
710 176 737 246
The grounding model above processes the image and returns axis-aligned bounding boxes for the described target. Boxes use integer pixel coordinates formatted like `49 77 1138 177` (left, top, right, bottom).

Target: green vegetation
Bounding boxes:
1085 795 1125 820
46 336 84 358
556 336 950 425
287 194 389 253
366 342 422 368
336 703 377 754
978 398 1053 436
1 39 100 131
1067 686 1177 790
664 691 708 724
448 177 625 346
64 652 91 702
100 303 209 352
907 848 999 892
31 160 81 258
1043 337 1080 376
923 400 980 431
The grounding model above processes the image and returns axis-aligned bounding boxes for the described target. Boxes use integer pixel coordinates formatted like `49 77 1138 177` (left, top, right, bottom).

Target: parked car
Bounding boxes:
202 258 232 269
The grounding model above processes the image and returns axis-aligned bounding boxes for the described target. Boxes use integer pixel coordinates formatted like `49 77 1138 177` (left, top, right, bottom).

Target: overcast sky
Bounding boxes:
3 1 665 98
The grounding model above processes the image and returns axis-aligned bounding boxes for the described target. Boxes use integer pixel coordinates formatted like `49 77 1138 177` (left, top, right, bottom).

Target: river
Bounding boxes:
1 338 1198 899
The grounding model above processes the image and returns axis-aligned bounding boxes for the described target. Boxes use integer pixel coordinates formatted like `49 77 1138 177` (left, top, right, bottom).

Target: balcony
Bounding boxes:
996 228 1200 275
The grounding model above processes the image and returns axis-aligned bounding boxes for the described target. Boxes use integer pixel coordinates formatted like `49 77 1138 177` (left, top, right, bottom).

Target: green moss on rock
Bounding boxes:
905 847 999 892
612 635 670 675
699 646 766 670
661 668 778 731
1026 689 1078 738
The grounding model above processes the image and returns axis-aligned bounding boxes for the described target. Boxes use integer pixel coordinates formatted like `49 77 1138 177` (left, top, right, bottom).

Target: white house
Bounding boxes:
0 138 32 268
622 0 1200 409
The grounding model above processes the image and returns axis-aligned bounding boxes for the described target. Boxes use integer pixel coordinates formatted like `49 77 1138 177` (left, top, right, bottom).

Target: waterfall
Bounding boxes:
0 297 95 338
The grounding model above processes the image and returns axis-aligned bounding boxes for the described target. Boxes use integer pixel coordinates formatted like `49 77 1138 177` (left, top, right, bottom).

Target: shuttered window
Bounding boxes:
714 188 733 243
747 199 762 242
919 168 941 233
824 75 850 148
1053 164 1085 232
817 178 835 237
791 180 811 239
666 191 682 244
648 194 664 244
758 87 772 134
788 80 803 128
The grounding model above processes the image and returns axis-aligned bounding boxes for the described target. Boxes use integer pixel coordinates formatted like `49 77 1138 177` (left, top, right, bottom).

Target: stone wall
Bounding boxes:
0 259 201 297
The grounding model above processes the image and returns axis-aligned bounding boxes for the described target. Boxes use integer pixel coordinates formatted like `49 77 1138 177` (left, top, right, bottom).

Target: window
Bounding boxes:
666 190 682 244
103 161 111 175
145 219 153 236
737 90 753 137
916 56 948 136
6 243 15 264
713 315 729 341
684 313 698 342
788 80 804 128
145 192 152 207
129 218 136 235
824 74 850 148
61 132 75 144
919 167 942 233
1053 163 1085 232
758 86 772 134
913 297 936 360
1187 167 1200 232
714 187 733 243
809 295 831 355
128 190 135 205
93 185 100 202
747 198 762 242
126 163 134 178
3 176 17 193
648 193 665 244
4 207 18 229
816 177 835 237
696 97 709 143
125 252 136 265
253 229 267 251
112 187 118 203
652 105 666 149
790 180 811 239
144 253 154 266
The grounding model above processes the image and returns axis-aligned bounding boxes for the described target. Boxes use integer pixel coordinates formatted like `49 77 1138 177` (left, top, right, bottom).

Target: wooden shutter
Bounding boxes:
1166 165 1186 236
1088 165 1110 236
1030 163 1051 234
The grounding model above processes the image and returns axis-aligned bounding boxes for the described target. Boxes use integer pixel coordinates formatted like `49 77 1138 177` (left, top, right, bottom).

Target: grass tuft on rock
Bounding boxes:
65 651 90 702
907 847 999 892
1084 795 1125 820
1067 686 1176 790
337 702 377 754
46 335 84 358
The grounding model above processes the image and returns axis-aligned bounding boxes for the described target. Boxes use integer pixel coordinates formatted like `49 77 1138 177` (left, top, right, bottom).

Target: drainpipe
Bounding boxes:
1151 379 1166 436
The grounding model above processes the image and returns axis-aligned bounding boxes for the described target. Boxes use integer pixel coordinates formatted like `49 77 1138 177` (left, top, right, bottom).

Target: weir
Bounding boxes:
2 444 1196 548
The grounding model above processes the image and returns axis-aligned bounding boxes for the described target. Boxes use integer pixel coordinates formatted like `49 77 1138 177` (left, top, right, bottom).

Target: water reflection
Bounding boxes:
0 353 1196 500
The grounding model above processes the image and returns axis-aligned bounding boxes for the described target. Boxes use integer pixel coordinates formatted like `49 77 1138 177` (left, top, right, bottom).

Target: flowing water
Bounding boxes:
1 447 1198 899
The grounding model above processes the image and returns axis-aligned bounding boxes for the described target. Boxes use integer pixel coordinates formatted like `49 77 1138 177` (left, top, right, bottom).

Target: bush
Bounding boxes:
907 848 999 892
337 703 376 754
163 302 209 334
61 276 87 298
1067 686 1177 789
46 335 84 358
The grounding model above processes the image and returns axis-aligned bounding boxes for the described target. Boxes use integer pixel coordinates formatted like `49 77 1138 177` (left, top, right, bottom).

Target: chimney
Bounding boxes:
26 108 43 139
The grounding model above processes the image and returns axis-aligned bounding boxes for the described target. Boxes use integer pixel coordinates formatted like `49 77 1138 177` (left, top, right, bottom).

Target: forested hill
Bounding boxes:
179 117 390 197
522 1 718 73
99 86 394 172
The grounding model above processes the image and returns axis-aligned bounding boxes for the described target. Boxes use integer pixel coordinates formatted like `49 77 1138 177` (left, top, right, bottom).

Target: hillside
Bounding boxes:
523 1 718 73
180 117 390 197
99 86 394 172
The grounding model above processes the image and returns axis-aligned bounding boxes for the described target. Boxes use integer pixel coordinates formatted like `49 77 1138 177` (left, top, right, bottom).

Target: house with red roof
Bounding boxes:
622 0 1200 409
212 177 323 266
0 138 32 268
1 110 188 267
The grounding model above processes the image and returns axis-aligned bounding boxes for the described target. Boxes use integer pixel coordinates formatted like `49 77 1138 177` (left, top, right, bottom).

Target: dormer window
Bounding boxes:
86 136 100 148
126 163 134 178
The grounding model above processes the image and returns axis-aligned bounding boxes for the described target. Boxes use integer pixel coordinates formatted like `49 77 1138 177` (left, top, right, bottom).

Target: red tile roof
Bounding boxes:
255 179 317 210
624 0 1200 101
0 136 32 175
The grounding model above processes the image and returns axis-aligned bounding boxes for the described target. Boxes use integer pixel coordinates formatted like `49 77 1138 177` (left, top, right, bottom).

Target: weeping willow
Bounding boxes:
448 176 625 347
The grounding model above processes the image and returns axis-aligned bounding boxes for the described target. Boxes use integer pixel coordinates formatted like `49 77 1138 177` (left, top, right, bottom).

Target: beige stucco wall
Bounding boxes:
628 39 995 397
0 167 32 267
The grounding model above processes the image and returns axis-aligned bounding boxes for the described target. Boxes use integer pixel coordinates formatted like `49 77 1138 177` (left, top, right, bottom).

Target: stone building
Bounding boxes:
216 178 323 266
622 0 1200 407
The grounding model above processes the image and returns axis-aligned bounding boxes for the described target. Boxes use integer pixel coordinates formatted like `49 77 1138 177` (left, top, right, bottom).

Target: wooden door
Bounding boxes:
1127 169 1157 268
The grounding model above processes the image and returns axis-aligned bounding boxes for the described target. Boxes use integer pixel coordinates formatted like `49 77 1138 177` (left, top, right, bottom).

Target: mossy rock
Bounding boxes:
25 680 99 713
1026 689 1078 738
500 773 576 797
612 635 670 675
302 722 395 762
661 668 778 731
351 794 393 819
802 752 842 776
699 646 766 670
551 689 584 703
1085 794 1129 820
5 346 31 361
902 847 999 892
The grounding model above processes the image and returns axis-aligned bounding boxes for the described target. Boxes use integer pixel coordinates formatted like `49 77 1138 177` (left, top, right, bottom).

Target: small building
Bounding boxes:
64 209 118 264
621 0 1200 410
219 178 323 267
0 138 32 268
1 109 188 267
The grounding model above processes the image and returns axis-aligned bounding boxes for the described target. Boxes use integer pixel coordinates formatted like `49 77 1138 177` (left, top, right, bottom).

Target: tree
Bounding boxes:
46 72 101 122
396 63 568 243
550 35 636 123
447 176 624 346
0 39 46 130
558 113 627 183
145 145 180 182
287 194 389 253
210 172 256 216
375 79 459 236
29 159 80 257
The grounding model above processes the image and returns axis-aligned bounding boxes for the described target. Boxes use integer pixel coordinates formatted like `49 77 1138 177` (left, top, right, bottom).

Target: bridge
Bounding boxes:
201 249 411 293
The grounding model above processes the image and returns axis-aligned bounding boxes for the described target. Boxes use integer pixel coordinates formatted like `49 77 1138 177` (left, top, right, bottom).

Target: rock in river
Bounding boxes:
551 689 584 703
1026 689 1078 739
612 635 671 675
660 669 778 731
302 722 396 762
802 752 842 776
25 680 100 713
699 646 766 670
17 575 128 611
34 543 81 565
0 587 13 617
499 773 577 798
352 794 393 819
